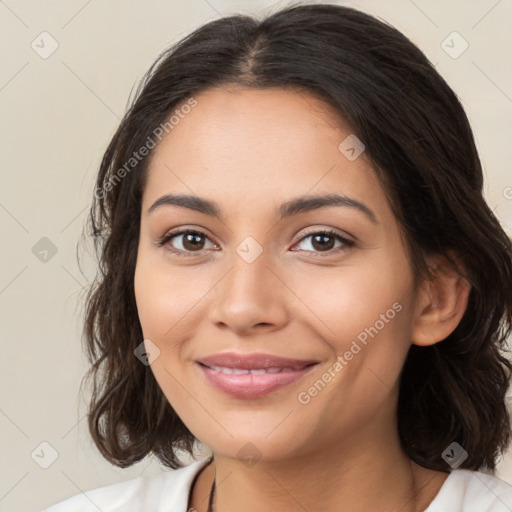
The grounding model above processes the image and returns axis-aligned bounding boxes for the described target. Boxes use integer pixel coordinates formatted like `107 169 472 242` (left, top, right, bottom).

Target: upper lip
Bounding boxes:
197 352 319 370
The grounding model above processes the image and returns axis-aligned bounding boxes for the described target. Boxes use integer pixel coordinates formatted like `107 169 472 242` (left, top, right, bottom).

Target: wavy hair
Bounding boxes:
81 2 512 472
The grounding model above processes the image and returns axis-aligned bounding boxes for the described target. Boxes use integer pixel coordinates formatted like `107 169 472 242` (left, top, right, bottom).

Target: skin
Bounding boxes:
134 86 471 512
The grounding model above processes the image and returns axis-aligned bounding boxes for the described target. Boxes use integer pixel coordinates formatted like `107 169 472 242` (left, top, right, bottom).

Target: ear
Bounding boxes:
411 253 472 347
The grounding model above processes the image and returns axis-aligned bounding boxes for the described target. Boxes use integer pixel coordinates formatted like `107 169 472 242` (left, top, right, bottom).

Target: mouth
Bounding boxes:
196 352 319 399
199 365 307 374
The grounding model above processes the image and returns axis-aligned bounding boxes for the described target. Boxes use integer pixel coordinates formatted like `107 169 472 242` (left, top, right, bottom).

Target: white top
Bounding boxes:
41 458 512 512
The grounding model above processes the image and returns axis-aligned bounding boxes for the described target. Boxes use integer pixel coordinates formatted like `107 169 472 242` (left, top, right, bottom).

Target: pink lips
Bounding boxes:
196 352 318 399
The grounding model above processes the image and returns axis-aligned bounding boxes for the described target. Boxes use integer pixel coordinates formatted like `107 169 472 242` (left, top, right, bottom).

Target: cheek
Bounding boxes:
134 251 207 343
134 254 205 420
294 255 413 349
293 282 414 442
292 252 415 405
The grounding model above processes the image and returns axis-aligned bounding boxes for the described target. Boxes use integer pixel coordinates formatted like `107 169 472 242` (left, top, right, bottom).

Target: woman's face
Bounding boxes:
134 86 421 461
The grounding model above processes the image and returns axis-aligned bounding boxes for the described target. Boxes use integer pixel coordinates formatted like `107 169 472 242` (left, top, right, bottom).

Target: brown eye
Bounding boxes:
311 233 336 251
293 229 354 255
180 232 206 251
158 229 217 254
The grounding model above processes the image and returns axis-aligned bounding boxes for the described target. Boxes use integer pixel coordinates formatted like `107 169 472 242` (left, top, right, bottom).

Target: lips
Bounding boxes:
197 352 318 371
196 352 318 399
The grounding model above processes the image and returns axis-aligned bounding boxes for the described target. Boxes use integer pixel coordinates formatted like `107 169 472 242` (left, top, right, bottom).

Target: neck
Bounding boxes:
191 422 449 512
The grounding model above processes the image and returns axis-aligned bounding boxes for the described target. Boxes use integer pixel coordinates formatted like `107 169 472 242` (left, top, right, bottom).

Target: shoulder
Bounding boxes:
40 458 209 512
426 468 512 512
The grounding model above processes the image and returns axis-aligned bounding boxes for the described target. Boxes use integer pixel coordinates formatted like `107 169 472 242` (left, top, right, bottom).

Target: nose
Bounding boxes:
207 245 289 336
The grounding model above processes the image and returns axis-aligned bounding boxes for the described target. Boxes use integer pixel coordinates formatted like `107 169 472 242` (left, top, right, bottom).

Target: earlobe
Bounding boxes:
411 255 472 347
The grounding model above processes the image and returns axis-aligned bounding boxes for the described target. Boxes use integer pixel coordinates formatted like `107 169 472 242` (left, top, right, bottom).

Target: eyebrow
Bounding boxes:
147 193 378 224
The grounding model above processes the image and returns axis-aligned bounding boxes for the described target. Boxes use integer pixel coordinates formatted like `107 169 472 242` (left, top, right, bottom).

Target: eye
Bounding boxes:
291 229 354 256
156 229 218 256
156 227 354 257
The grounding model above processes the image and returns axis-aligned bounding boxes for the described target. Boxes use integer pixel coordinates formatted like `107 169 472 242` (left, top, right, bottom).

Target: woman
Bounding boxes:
42 2 512 511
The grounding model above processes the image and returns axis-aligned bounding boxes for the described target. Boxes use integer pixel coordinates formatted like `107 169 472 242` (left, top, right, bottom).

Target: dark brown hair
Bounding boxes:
82 2 512 472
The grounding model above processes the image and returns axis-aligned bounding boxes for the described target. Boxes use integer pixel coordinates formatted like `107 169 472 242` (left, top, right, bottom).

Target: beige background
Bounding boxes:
0 1 511 511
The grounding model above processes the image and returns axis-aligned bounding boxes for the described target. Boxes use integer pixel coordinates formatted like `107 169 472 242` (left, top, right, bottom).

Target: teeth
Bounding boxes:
209 366 245 374
232 368 249 375
208 365 295 375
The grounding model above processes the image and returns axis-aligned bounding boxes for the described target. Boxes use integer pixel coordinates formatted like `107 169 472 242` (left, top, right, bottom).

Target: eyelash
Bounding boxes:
156 228 355 258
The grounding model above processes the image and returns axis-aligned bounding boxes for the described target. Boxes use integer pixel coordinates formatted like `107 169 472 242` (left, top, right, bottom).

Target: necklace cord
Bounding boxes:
207 474 216 512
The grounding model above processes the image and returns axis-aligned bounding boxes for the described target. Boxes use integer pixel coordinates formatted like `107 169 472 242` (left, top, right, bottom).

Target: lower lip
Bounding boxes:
197 363 317 399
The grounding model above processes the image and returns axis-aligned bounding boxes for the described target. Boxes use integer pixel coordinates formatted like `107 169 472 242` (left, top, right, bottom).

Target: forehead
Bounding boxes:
143 86 389 220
